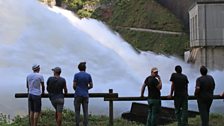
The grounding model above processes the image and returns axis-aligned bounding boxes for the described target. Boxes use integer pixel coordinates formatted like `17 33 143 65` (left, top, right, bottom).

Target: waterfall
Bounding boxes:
0 0 223 117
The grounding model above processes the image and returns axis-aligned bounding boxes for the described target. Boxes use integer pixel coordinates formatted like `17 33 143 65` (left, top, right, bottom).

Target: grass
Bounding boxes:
53 0 189 56
116 28 189 57
167 114 224 126
1 109 224 126
0 109 143 126
91 0 189 57
92 0 184 32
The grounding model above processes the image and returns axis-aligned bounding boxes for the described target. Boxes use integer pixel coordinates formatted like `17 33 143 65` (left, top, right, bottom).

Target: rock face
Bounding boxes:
157 0 195 31
55 0 62 6
41 0 56 7
121 102 199 125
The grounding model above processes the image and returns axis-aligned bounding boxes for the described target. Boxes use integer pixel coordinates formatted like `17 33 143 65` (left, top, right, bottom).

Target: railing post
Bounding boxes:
109 89 113 126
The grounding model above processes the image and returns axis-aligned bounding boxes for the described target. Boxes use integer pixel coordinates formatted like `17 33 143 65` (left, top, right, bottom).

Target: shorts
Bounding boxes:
51 98 64 112
28 94 41 112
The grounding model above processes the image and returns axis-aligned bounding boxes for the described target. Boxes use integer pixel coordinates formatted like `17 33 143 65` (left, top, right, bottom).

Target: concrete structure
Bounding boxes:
187 1 224 70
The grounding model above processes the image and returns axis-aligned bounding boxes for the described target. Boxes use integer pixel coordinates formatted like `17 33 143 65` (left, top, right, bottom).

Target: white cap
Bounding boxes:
32 64 40 71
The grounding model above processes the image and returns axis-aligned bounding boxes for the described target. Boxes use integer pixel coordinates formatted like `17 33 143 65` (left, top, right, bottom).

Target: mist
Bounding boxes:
0 0 223 117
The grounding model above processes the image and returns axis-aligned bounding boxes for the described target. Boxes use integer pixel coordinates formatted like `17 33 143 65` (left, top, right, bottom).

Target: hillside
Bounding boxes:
61 0 190 57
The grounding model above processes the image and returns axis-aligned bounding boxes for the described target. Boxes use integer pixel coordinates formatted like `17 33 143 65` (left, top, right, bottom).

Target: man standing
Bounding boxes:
141 67 162 126
168 65 189 126
47 67 68 126
73 62 93 126
194 66 215 126
27 64 45 126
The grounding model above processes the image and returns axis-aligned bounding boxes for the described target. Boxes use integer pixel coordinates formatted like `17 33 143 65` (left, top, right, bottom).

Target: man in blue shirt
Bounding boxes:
73 62 93 126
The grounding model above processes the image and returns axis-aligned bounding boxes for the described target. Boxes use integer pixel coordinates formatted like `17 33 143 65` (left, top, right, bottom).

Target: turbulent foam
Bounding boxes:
0 0 223 116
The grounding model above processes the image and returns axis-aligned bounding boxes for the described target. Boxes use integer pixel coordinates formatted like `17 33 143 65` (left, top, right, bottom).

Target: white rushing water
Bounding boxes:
0 0 223 117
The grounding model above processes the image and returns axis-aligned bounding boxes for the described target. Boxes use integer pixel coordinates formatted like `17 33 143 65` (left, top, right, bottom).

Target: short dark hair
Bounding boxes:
78 62 86 71
175 65 182 73
200 65 207 75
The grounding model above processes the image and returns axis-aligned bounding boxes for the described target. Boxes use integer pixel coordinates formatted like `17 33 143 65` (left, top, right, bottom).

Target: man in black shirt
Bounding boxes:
47 67 68 126
168 65 189 126
141 67 162 126
194 66 215 126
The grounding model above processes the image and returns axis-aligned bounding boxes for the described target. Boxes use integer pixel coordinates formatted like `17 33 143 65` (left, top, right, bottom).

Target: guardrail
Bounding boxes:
15 89 224 126
15 89 117 126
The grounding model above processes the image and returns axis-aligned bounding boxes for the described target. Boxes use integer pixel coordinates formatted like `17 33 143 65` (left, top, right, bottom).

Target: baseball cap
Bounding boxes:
52 67 61 73
151 67 158 73
32 64 40 71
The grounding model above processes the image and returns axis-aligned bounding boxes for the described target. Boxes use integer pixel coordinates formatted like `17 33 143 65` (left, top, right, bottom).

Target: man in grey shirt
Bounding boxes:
27 64 45 126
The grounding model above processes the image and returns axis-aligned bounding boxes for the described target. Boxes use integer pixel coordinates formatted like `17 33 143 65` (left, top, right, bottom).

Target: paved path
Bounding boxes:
120 27 183 35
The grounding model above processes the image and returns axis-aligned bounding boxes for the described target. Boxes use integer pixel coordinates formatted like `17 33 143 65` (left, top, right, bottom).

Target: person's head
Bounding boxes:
151 67 158 77
200 65 208 76
175 65 182 73
32 64 40 72
78 62 86 71
52 67 61 75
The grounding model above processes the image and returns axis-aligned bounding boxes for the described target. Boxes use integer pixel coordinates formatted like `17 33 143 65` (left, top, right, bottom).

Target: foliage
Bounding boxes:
62 0 100 17
91 0 188 56
58 0 189 56
116 28 189 57
92 0 183 32
1 109 224 126
167 113 224 126
1 109 143 126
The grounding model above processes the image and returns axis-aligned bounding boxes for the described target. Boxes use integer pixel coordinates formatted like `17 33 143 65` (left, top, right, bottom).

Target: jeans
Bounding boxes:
174 96 188 126
197 98 213 126
74 96 89 126
146 99 161 126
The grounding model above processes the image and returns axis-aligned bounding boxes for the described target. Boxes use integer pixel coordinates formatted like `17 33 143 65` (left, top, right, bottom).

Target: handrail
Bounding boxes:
104 95 224 101
15 90 224 126
15 93 118 98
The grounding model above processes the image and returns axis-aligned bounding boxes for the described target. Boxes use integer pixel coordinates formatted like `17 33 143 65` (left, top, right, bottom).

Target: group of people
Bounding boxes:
26 62 93 126
26 62 223 126
141 65 220 126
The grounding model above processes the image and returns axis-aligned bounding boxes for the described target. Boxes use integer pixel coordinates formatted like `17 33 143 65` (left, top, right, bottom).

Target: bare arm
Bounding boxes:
64 83 68 94
156 76 162 90
141 83 146 97
168 81 174 98
194 80 200 96
194 87 200 96
73 81 77 91
88 82 93 90
26 78 29 92
41 82 45 94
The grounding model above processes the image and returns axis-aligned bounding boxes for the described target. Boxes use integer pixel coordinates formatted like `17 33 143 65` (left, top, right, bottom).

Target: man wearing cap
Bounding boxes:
73 62 93 126
168 65 189 126
27 64 45 126
141 67 162 126
47 67 68 126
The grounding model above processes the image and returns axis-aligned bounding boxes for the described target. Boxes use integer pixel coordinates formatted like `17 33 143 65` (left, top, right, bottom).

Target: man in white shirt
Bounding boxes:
27 64 45 126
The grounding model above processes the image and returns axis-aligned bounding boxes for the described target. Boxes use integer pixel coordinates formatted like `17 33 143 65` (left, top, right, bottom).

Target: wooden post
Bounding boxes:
109 89 113 126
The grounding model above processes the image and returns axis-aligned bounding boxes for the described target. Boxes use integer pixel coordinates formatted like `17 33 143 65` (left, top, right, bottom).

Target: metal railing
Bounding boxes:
15 89 224 126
